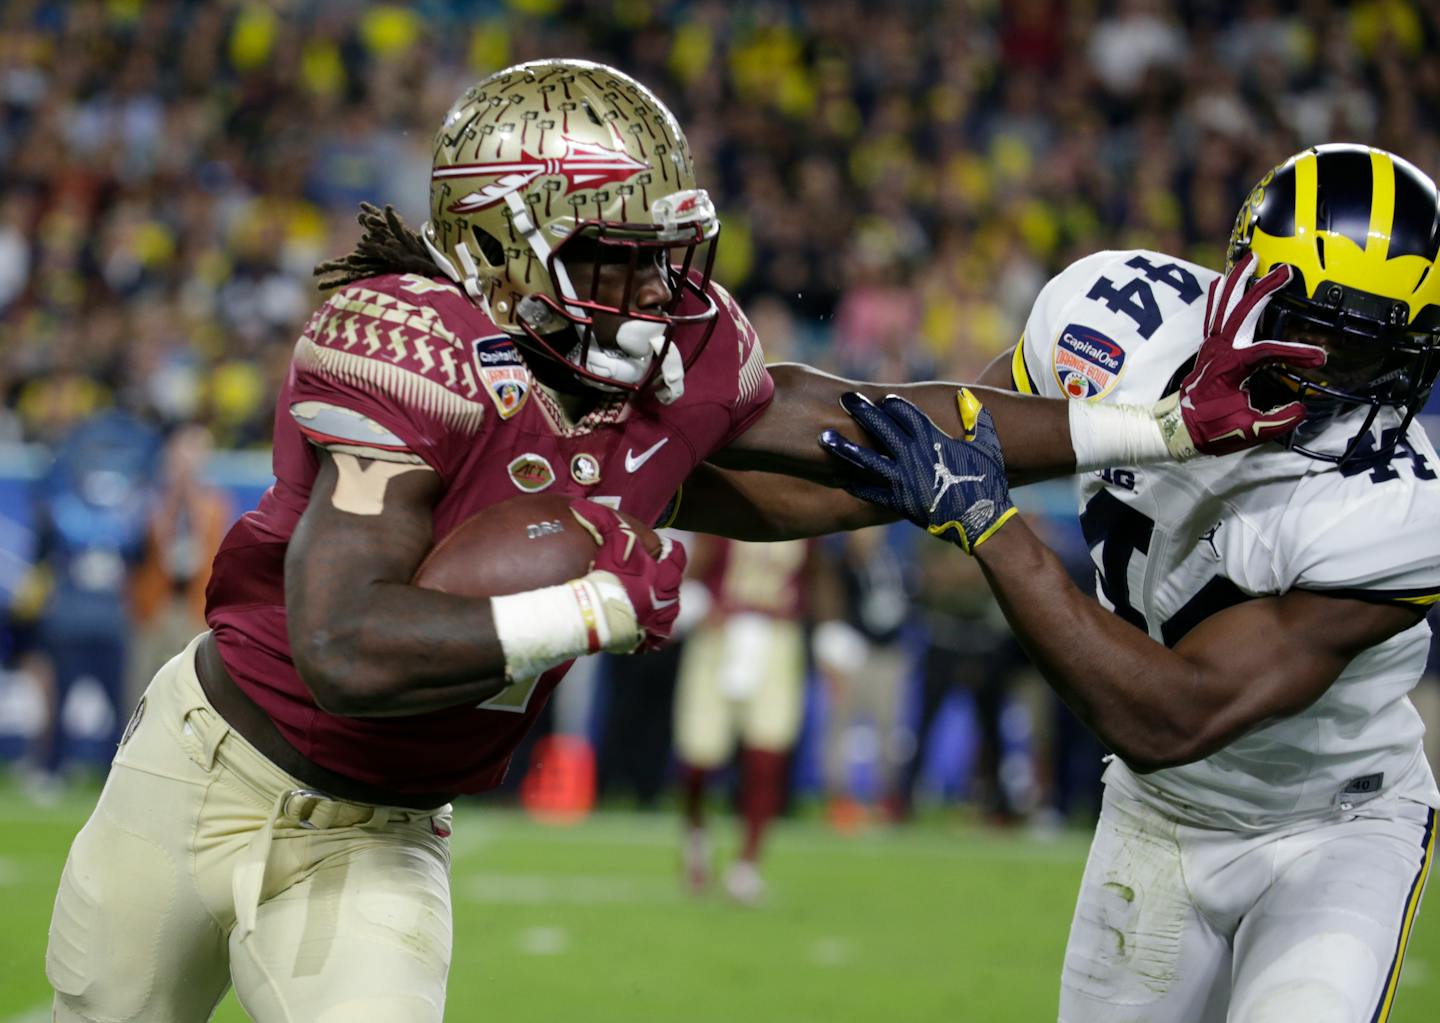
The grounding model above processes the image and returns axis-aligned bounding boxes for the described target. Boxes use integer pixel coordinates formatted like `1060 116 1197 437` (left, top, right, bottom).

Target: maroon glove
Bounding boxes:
1168 253 1328 457
569 499 686 652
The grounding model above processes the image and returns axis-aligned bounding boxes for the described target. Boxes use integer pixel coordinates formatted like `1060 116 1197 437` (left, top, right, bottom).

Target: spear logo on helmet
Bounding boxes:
434 137 651 214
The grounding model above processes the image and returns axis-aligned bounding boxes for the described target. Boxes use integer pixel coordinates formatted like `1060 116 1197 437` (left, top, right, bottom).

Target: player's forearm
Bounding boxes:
290 583 513 716
675 464 896 540
714 365 1073 486
973 520 1225 771
892 384 1078 485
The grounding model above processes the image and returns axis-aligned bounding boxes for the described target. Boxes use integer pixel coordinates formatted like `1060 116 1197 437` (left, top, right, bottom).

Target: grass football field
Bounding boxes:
1 781 1436 1022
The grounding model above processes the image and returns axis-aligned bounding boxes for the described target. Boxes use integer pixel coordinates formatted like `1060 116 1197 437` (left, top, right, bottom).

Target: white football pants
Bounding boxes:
1059 781 1435 1023
47 634 455 1023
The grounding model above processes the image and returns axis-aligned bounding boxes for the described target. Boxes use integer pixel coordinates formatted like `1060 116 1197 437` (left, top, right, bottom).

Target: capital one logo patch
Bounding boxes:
474 335 529 418
1053 324 1125 399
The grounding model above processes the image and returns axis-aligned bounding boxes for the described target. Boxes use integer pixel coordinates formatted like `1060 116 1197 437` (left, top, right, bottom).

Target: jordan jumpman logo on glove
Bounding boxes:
820 389 1017 553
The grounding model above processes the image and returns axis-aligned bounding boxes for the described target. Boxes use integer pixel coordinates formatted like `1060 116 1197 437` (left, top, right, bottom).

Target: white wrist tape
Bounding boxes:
490 578 614 682
1067 397 1197 472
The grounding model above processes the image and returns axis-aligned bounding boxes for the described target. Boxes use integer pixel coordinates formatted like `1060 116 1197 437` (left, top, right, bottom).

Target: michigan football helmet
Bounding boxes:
1228 143 1440 465
421 59 719 400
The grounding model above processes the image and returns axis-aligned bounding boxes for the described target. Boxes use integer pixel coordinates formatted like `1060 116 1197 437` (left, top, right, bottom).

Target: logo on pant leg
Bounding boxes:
119 697 146 749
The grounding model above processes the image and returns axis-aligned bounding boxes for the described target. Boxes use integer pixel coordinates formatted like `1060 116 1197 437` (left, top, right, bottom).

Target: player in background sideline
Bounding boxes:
822 143 1440 1023
673 536 814 903
46 60 1318 1022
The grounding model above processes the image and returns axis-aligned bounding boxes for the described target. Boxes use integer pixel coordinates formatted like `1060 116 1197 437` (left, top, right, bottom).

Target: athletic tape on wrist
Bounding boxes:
1068 400 1187 472
490 579 613 682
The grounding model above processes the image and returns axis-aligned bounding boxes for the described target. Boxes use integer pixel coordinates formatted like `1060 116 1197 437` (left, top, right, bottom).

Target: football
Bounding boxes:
412 493 661 598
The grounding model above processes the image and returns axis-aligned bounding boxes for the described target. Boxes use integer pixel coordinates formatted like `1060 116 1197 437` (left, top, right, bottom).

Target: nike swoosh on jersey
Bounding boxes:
625 437 669 472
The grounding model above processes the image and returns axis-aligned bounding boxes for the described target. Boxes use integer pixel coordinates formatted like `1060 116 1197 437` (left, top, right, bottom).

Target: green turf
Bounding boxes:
1 782 1436 1022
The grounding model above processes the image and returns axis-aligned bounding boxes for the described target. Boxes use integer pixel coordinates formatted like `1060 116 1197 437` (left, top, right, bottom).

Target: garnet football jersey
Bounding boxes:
1016 249 1440 827
206 271 773 794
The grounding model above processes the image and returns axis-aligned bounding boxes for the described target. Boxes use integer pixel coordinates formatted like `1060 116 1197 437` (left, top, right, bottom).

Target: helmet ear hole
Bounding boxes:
471 226 505 269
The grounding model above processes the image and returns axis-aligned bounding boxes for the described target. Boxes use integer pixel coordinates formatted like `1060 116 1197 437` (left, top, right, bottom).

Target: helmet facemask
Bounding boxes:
510 198 720 399
1256 287 1440 466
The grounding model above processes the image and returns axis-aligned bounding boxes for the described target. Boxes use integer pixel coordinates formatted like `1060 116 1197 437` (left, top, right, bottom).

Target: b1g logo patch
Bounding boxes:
1054 324 1125 400
507 453 555 492
474 335 529 418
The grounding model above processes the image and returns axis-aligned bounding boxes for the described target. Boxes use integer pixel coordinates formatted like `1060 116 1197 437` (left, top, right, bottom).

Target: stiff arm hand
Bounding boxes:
819 388 1016 553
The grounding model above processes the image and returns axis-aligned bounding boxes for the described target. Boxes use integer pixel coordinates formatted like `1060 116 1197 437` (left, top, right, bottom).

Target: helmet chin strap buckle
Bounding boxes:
421 221 494 310
572 320 685 403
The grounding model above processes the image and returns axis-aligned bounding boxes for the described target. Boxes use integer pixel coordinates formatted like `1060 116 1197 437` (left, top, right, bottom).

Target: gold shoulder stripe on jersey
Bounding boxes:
1011 340 1036 395
294 335 486 435
737 336 767 407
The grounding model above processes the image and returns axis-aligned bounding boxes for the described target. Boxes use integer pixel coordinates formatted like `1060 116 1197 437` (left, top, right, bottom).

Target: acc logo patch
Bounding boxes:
507 453 555 492
570 453 601 486
474 335 529 418
1054 324 1125 400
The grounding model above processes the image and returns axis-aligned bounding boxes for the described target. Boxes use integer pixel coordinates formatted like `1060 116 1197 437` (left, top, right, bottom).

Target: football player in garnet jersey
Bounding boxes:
822 144 1440 1022
46 60 1318 1022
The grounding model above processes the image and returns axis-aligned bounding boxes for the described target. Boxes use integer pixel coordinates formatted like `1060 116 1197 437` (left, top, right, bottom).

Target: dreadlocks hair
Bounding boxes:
314 202 441 291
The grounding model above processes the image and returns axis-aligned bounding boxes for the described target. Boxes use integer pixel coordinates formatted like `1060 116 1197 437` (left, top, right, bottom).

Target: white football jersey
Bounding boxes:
1017 249 1440 828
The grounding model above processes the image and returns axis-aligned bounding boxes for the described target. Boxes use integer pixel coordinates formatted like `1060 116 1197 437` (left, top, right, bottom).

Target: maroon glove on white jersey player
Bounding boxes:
1167 253 1328 457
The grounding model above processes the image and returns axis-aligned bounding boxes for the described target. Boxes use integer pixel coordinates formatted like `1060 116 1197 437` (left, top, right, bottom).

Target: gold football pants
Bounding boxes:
46 633 455 1023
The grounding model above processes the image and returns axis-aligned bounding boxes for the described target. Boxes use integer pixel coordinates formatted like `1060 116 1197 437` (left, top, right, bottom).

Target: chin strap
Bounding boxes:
425 219 685 404
421 221 493 308
574 319 685 403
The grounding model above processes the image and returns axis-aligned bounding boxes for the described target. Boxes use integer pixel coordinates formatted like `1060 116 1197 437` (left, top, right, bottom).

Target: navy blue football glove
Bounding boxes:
819 389 1018 553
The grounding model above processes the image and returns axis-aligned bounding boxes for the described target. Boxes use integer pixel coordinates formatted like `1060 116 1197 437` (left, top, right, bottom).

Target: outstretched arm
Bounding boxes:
709 362 1078 487
699 257 1321 541
971 518 1424 771
816 390 1426 771
669 460 895 539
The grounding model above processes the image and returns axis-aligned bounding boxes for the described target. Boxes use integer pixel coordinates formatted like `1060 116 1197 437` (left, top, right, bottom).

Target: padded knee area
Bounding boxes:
47 812 174 1018
1236 980 1352 1023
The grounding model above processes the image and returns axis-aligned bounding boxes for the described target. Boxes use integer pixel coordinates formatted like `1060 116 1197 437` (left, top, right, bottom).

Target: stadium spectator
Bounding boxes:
813 525 916 829
125 424 230 710
898 539 1028 823
25 408 158 792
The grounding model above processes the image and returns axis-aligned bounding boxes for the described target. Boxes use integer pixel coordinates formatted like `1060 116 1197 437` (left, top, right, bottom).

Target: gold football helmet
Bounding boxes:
421 59 720 397
1228 143 1440 464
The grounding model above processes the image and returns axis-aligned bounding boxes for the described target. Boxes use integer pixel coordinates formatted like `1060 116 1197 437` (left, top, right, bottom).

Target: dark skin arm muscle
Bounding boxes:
285 450 513 717
973 517 1426 772
674 354 1051 539
670 462 894 539
709 361 1074 486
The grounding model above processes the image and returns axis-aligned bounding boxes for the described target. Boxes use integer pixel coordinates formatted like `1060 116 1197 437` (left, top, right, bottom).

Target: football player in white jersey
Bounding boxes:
821 143 1440 1023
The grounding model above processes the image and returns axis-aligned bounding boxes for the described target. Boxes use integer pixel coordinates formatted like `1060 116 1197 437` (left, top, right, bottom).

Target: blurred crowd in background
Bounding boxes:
6 0 1440 445
3 0 1440 826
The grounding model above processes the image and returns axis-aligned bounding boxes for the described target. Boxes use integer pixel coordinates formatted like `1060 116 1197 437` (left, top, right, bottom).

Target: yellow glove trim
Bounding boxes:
970 505 1019 550
1010 340 1036 395
956 387 984 439
926 505 1018 554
